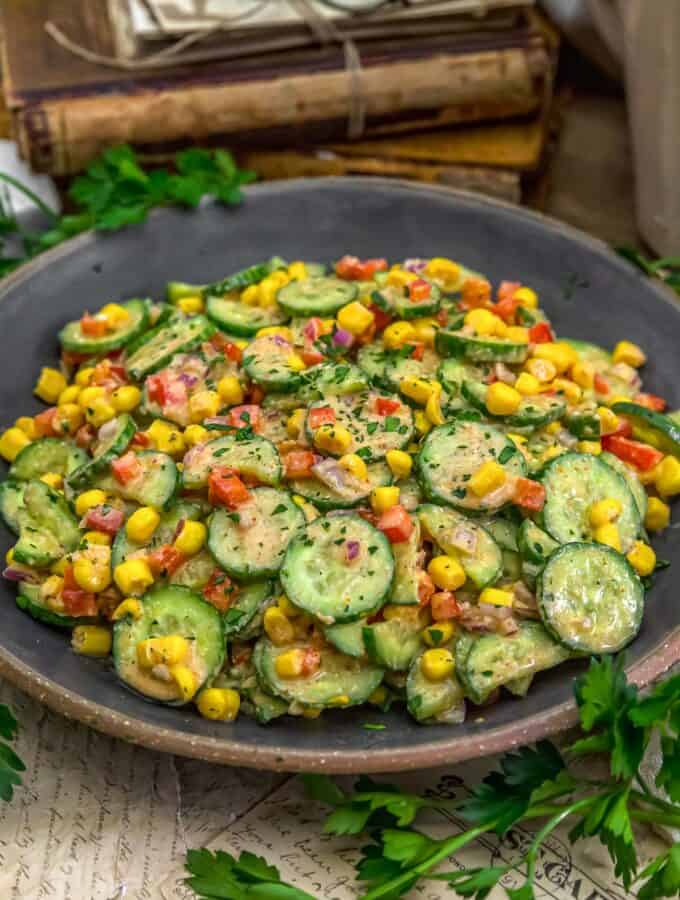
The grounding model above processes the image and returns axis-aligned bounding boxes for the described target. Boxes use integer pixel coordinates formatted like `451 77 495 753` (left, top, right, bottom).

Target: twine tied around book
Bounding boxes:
44 0 367 139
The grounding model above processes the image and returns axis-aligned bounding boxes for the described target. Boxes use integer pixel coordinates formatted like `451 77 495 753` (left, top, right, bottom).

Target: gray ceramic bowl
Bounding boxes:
0 178 678 772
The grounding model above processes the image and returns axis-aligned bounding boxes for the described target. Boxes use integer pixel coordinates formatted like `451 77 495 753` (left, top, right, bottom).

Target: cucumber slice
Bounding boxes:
16 581 96 628
506 674 533 697
125 315 215 381
564 406 601 440
208 487 304 581
303 362 368 398
417 419 526 512
9 438 88 481
462 381 565 428
324 619 367 658
242 335 303 393
111 501 202 568
242 684 289 724
0 480 26 534
277 277 357 317
517 519 559 564
538 542 644 653
398 476 423 512
288 460 391 512
456 621 571 705
540 452 641 550
437 358 491 403
418 504 502 588
206 295 290 337
406 649 466 724
481 517 518 552
363 618 423 671
611 401 680 458
503 549 523 581
390 515 421 605
436 329 530 364
254 638 384 708
59 299 151 354
563 338 611 365
182 433 281 490
167 281 203 303
92 451 178 509
384 347 441 393
394 284 442 320
202 258 286 298
170 550 216 591
14 480 81 567
113 585 224 705
305 392 413 461
356 342 390 388
281 514 394 624
600 451 647 520
223 581 273 639
67 415 136 490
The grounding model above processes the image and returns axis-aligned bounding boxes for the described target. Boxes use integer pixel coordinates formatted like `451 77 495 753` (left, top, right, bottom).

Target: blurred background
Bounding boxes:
0 0 677 255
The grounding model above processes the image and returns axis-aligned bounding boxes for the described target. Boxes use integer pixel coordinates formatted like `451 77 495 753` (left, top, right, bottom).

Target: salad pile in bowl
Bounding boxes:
0 254 678 727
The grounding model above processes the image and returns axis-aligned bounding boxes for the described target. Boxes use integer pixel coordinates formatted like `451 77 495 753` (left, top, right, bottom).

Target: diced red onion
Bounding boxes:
271 334 290 347
172 518 186 542
557 429 578 448
345 540 361 562
447 524 478 555
178 372 199 388
403 258 427 273
311 458 366 499
303 320 320 341
333 328 355 348
98 417 119 442
3 566 38 583
493 362 516 385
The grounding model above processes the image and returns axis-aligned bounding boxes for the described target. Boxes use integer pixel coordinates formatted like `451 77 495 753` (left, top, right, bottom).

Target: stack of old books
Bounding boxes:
0 0 559 203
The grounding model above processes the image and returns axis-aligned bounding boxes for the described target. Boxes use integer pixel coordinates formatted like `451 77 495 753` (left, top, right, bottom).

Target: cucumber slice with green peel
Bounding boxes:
418 503 502 588
417 419 526 512
363 618 423 671
166 281 204 303
208 487 304 581
223 581 273 639
305 392 413 461
93 451 179 510
461 380 566 428
436 329 530 364
14 481 81 567
505 674 533 698
258 405 289 446
0 480 26 534
113 585 225 705
242 684 289 724
600 452 647 520
288 461 391 512
481 517 518 552
201 257 286 299
242 334 304 393
59 298 151 354
254 638 384 708
280 514 394 624
302 362 368 399
503 549 523 580
10 438 88 482
390 516 421 605
356 342 390 388
277 277 358 317
398 476 423 512
540 452 641 550
564 406 601 440
611 401 680 458
385 284 441 320
521 558 542 590
456 621 572 705
167 549 216 591
517 519 558 564
437 358 491 401
406 650 466 724
125 314 215 381
383 347 441 393
182 433 281 490
206 295 290 337
669 410 680 427
16 581 97 628
67 415 136 490
324 619 367 658
538 542 644 653
112 501 201 568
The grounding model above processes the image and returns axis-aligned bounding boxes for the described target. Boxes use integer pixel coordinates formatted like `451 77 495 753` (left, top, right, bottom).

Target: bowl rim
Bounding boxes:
1 175 678 773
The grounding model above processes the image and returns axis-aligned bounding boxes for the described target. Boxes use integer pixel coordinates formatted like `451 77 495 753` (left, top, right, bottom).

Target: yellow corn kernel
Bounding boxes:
72 626 111 658
645 497 670 532
50 556 69 576
595 407 618 436
137 635 189 669
422 621 456 646
639 463 663 486
414 410 431 436
526 358 557 383
83 531 110 548
339 453 368 481
286 408 306 439
241 284 260 305
383 604 422 624
274 649 306 679
626 540 656 577
541 446 565 464
553 378 582 404
495 320 509 339
34 367 67 404
152 426 185 458
126 506 161 543
427 555 466 591
174 520 207 556
421 648 455 682
411 318 437 348
196 687 241 721
113 558 154 596
40 574 64 604
514 372 540 396
337 301 374 336
425 257 461 291
505 326 530 344
188 390 221 423
593 523 622 552
111 385 141 413
383 320 416 350
613 340 646 368
57 385 81 406
532 342 578 374
184 424 209 447
399 375 438 405
268 269 290 288
73 556 111 593
386 269 417 289
423 392 443 427
571 361 595 391
301 706 323 719
263 606 296 646
286 353 307 373
370 485 400 514
169 665 199 702
327 695 351 707
577 440 602 455
287 261 308 281
0 427 31 462
544 421 561 435
75 489 107 517
112 598 144 621
277 594 301 618
40 471 63 490
507 432 527 446
85 395 117 427
514 286 538 309
313 423 352 455
77 385 106 409
464 308 500 336
216 375 244 406
257 278 281 308
469 460 507 497
292 495 319 522
368 686 388 707
588 498 623 528
385 449 413 479
177 295 204 315
656 456 680 497
74 367 95 386
56 402 84 433
479 587 514 608
486 382 522 416
99 303 130 327
257 326 293 344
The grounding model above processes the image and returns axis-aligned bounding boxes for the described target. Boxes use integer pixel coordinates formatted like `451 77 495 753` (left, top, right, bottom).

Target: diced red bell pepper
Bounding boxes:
513 477 546 511
147 545 185 577
461 277 492 310
83 505 125 535
34 408 58 437
302 317 324 342
594 373 610 395
91 359 127 387
301 349 325 367
431 591 461 622
376 505 414 543
529 322 554 344
300 647 322 677
308 406 336 430
375 396 401 416
435 308 449 327
61 564 98 617
61 350 89 369
284 450 315 480
335 255 361 279
146 373 167 406
75 424 96 448
111 451 142 485
210 332 243 363
247 386 265 406
495 295 520 324
409 341 425 361
203 569 238 613
228 404 261 431
368 304 392 333
497 280 521 302
335 255 387 280
601 434 664 471
634 392 666 412
208 469 251 508
417 572 435 607
80 313 108 337
131 431 152 448
613 417 633 438
409 279 431 302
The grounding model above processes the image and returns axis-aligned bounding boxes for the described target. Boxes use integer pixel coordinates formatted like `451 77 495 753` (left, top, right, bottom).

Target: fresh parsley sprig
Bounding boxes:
0 703 25 802
616 246 680 297
184 848 316 900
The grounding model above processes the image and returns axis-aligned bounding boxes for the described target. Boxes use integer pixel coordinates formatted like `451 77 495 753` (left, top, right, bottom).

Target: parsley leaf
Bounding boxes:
185 849 315 900
0 705 23 803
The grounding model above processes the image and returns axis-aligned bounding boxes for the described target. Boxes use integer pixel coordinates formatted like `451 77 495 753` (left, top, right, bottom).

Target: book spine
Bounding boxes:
14 47 546 175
